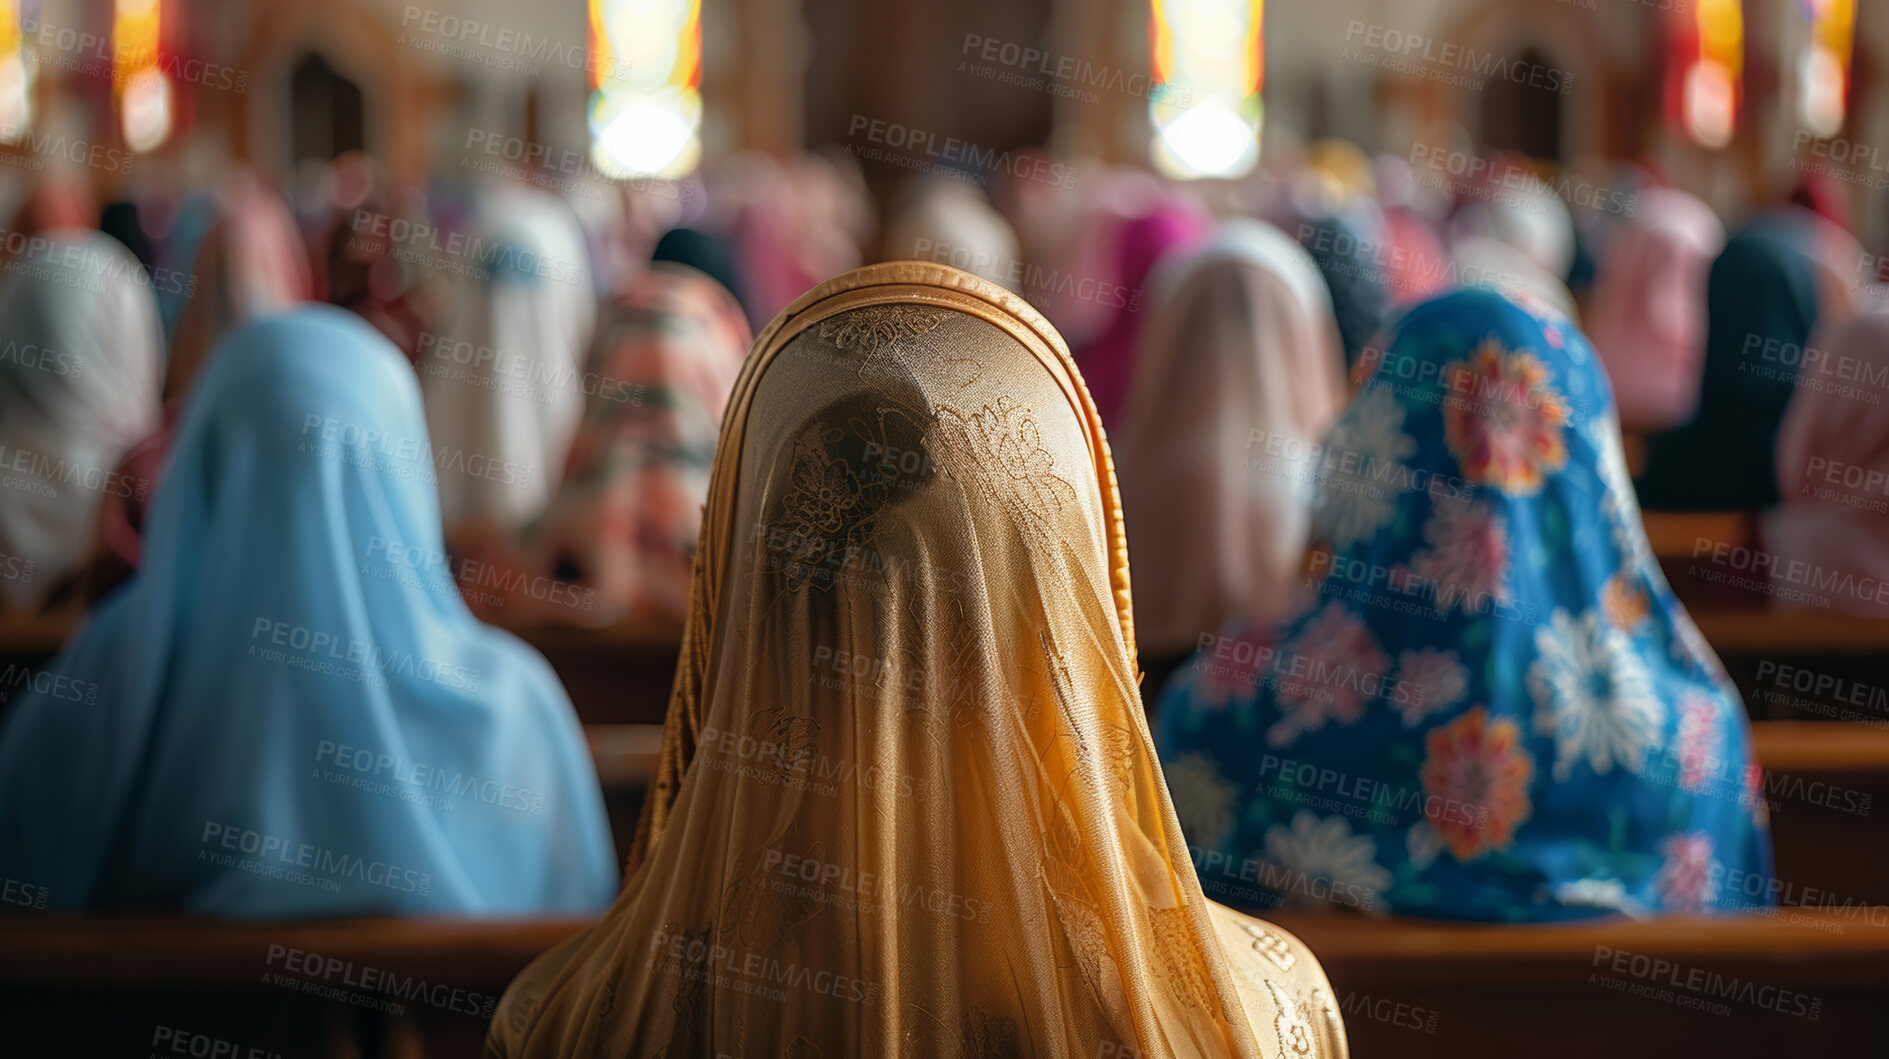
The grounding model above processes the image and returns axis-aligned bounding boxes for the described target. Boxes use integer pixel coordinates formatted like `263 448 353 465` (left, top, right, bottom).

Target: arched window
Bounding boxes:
1480 45 1564 163
289 51 364 164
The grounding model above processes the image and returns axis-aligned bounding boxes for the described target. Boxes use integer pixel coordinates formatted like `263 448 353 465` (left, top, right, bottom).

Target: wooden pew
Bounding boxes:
0 916 590 1057
513 620 681 725
1642 510 1755 561
585 722 663 858
2 910 1882 1058
0 611 683 726
575 719 1889 911
1752 722 1889 907
1271 907 1889 1057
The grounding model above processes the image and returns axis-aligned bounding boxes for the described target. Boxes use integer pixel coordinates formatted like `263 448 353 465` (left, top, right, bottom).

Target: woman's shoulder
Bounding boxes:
1203 900 1351 1059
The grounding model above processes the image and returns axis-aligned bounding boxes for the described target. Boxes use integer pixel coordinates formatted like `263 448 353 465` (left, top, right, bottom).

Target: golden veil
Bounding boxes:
488 263 1348 1058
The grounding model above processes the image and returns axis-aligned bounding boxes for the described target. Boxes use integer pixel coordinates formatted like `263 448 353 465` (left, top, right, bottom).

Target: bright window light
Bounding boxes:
1796 0 1855 137
1149 0 1264 180
114 0 171 153
587 0 702 180
0 1 31 146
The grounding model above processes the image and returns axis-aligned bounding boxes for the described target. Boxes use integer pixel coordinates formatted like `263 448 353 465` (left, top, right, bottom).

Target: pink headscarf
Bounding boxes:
1585 188 1725 432
94 176 312 581
1115 219 1348 653
728 152 870 327
1377 207 1451 304
1764 296 1889 618
166 173 315 400
1071 202 1210 427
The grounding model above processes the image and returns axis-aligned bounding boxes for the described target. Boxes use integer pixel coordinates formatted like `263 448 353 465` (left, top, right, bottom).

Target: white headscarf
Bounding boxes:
421 182 597 534
1452 233 1579 321
1116 219 1349 654
1450 176 1576 279
882 179 1021 289
0 231 163 609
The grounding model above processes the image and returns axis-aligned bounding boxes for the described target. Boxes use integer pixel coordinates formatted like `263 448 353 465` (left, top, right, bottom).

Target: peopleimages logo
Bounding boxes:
959 33 1188 106
1246 425 1477 506
847 115 1079 188
909 237 1138 311
22 16 248 93
1256 753 1487 832
364 535 596 614
299 415 534 490
1341 991 1440 1034
348 210 586 286
0 230 196 296
1196 631 1425 709
0 662 96 706
1754 661 1889 714
1743 332 1889 397
149 1024 283 1059
1591 945 1823 1021
648 928 881 1006
1 875 47 910
399 5 631 80
1690 537 1889 608
1406 145 1637 217
1343 20 1574 94
200 822 432 897
0 340 82 379
696 723 921 800
419 330 643 406
0 441 149 500
1188 844 1378 911
314 739 546 815
758 848 991 923
250 616 485 692
265 943 497 1017
0 124 133 174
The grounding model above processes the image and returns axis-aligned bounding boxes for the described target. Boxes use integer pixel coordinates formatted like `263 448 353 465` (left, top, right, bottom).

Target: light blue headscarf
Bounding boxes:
1155 287 1773 922
0 306 618 917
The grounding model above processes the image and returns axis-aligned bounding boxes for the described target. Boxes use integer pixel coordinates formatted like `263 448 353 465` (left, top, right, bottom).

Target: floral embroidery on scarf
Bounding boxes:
1185 626 1274 711
1394 647 1469 727
1409 500 1510 612
1653 832 1720 913
1420 706 1534 860
935 395 1078 551
1601 573 1651 630
1262 811 1392 911
1267 601 1388 746
1267 978 1318 1057
1528 608 1666 781
1314 385 1415 548
1165 752 1239 848
817 304 949 358
1442 339 1570 494
1674 692 1722 795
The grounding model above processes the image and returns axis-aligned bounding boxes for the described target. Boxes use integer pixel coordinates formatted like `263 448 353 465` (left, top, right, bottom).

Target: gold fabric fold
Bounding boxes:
490 262 1347 1058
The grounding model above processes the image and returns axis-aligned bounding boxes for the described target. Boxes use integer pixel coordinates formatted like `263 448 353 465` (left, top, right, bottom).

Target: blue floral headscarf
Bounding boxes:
1155 286 1773 922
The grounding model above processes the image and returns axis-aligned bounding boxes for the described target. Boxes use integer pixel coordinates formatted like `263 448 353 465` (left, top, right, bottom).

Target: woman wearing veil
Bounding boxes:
1155 287 1771 922
1116 219 1348 711
422 180 598 539
0 307 617 916
0 231 162 612
1583 189 1724 433
488 263 1348 1057
1764 294 1889 619
457 262 752 627
1635 214 1823 511
92 174 313 588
